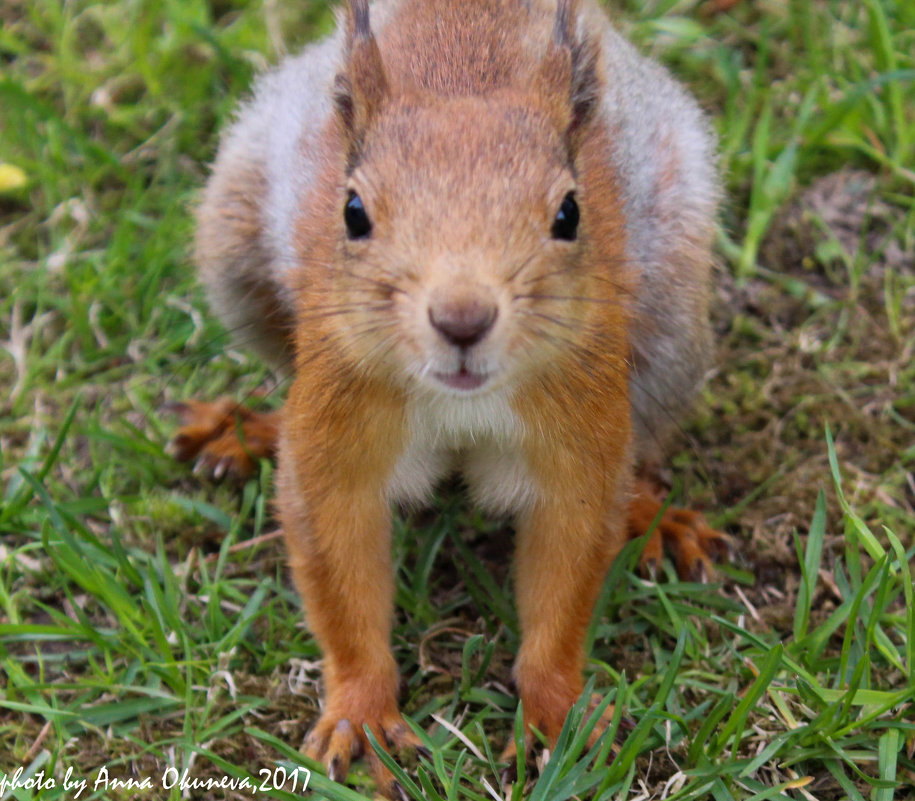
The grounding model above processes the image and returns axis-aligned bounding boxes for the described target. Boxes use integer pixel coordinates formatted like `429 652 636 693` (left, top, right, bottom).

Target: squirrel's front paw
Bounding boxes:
164 398 279 480
304 709 426 799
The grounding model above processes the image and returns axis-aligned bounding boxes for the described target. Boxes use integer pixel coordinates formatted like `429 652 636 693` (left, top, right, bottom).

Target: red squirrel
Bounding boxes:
170 0 729 792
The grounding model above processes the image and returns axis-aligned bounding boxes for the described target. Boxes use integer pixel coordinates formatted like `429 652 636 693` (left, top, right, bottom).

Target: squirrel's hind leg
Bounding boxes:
165 399 280 480
628 479 731 581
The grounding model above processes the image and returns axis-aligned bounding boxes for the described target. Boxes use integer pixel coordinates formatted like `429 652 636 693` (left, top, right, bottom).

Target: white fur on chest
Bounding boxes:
386 389 536 515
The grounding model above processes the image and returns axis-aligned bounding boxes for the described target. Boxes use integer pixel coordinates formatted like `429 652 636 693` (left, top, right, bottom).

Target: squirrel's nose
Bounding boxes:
428 295 498 349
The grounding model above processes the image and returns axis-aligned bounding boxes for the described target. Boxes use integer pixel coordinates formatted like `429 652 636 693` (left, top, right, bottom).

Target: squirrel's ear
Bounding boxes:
539 0 601 153
334 0 389 165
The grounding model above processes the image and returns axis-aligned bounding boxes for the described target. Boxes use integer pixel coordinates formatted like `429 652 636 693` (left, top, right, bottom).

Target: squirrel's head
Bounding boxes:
318 0 629 396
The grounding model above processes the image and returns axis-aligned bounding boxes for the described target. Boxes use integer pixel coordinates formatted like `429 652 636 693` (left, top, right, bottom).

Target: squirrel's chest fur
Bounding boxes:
387 390 535 515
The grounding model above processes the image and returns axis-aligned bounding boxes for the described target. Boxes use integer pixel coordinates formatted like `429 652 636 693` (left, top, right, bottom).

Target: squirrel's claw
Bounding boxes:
657 509 732 582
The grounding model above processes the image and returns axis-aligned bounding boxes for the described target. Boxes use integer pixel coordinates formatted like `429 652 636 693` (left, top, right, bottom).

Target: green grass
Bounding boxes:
1 0 913 799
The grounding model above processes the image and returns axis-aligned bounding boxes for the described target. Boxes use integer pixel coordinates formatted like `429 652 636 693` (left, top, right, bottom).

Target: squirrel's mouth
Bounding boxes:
432 363 488 392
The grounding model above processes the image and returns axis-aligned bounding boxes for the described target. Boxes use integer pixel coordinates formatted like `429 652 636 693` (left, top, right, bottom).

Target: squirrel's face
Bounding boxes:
329 94 625 397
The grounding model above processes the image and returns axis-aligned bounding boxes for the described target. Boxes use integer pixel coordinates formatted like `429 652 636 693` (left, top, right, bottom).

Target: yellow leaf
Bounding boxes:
0 163 27 192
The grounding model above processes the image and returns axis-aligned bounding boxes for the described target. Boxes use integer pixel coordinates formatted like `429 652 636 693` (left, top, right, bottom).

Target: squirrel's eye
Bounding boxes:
551 193 579 241
344 191 372 239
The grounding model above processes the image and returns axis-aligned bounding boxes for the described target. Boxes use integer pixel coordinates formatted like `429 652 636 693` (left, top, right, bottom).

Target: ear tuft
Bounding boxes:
334 0 389 166
349 0 371 41
552 0 574 49
541 0 601 152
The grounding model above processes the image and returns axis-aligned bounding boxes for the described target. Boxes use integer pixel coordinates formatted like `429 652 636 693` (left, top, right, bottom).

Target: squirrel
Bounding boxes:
169 0 730 793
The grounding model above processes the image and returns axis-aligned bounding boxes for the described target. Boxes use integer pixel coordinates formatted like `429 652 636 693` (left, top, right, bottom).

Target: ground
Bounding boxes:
0 1 912 800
